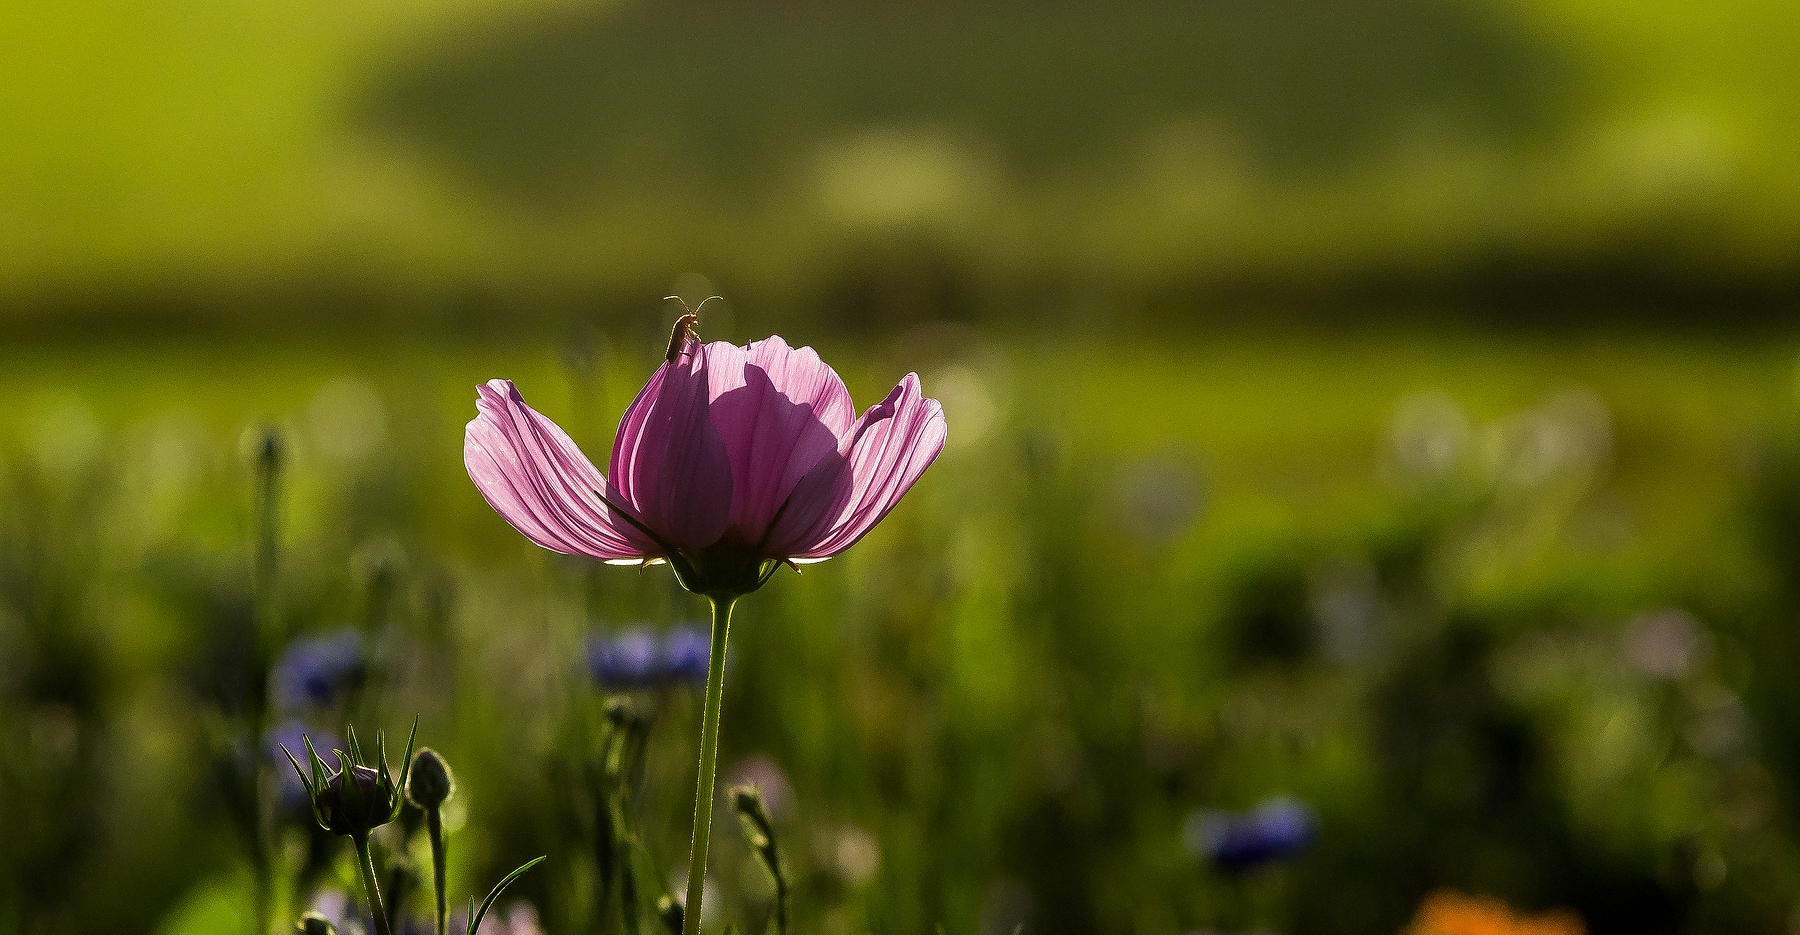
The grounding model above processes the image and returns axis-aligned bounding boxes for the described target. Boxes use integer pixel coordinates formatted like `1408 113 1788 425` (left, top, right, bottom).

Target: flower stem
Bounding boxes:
426 805 448 935
250 840 271 935
354 833 392 935
681 596 735 935
249 428 281 935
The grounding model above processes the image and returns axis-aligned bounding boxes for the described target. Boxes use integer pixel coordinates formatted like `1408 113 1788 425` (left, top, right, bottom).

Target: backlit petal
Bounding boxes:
608 334 734 551
787 373 945 559
464 380 650 560
706 336 856 544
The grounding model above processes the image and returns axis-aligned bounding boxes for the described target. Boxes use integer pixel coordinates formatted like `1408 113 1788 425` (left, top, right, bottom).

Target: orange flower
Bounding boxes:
1407 890 1586 935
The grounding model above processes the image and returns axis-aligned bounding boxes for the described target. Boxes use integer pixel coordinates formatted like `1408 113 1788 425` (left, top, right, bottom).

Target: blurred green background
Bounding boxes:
5 0 1800 933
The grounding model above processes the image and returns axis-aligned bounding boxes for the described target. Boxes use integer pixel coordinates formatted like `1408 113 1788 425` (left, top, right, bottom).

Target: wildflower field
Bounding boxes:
5 327 1800 935
9 0 1800 932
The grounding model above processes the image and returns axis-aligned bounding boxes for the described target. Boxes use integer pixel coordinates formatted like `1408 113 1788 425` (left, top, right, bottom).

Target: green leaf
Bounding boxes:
395 714 420 809
466 856 546 935
303 735 330 792
278 743 313 799
280 743 327 829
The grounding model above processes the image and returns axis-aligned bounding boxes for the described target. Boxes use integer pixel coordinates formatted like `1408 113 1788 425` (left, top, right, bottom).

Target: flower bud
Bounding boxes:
655 895 683 935
604 696 637 726
729 782 786 926
406 747 455 809
280 720 418 839
243 423 285 476
296 912 338 935
729 786 771 850
317 760 395 836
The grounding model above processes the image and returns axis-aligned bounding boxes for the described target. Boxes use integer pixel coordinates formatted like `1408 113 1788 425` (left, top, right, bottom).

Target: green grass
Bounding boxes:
6 329 1800 933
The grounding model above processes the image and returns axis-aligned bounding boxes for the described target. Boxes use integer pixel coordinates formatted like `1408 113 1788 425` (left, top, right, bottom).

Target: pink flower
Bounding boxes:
465 326 946 597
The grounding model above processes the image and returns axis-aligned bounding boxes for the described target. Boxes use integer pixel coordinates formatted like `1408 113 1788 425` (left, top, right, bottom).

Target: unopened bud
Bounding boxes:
406 747 455 809
317 760 393 834
655 895 683 935
283 720 417 838
730 786 770 849
604 696 636 726
243 424 285 476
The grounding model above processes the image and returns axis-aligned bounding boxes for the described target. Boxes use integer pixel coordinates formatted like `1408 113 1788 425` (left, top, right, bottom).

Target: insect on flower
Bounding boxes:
463 298 945 935
664 300 702 362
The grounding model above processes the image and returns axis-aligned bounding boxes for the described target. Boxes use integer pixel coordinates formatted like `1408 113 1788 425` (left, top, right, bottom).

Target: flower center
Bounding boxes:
671 535 780 599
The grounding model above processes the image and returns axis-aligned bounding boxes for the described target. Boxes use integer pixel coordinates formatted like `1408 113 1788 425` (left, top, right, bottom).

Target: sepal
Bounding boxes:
281 719 415 837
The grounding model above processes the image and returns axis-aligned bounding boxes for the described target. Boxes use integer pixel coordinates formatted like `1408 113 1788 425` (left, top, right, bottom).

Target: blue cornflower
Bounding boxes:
660 624 711 685
584 624 713 690
266 721 342 814
1183 796 1317 873
270 628 366 711
587 628 660 688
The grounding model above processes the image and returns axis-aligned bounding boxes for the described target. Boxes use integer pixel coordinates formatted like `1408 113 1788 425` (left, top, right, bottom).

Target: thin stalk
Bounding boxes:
250 429 281 935
354 834 393 935
618 820 641 935
250 834 271 935
252 426 282 658
767 840 788 935
426 806 448 935
680 597 734 935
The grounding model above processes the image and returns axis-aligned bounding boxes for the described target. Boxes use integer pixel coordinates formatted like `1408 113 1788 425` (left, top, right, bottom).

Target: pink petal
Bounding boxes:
464 380 650 560
784 373 946 559
759 451 858 557
705 336 856 545
608 335 734 552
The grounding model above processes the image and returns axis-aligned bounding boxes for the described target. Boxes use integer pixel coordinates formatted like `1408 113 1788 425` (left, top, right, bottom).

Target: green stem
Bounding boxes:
354 834 393 935
251 836 271 935
250 430 280 935
681 597 735 935
252 427 281 657
427 806 447 935
617 819 641 935
771 855 788 935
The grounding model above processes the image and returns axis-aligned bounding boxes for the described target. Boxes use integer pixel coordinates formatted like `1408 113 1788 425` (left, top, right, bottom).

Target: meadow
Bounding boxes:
8 0 1800 931
6 326 1800 934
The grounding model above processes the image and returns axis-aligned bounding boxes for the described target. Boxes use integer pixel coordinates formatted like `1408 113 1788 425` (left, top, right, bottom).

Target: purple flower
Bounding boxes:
464 327 946 597
660 624 711 685
586 629 660 689
270 628 366 711
584 624 714 689
266 722 341 814
284 724 414 837
1183 796 1317 874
